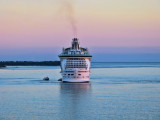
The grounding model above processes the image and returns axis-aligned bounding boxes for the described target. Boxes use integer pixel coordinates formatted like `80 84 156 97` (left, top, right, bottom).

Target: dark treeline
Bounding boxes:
0 61 60 66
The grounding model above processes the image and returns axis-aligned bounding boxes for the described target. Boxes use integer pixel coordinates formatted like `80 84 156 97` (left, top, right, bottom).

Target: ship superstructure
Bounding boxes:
59 38 92 82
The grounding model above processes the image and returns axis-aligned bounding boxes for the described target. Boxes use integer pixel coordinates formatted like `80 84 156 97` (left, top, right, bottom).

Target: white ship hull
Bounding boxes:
62 78 90 83
59 38 92 83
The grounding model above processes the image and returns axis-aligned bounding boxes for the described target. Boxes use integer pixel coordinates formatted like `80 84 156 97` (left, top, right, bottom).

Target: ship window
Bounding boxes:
71 74 74 75
78 74 81 75
68 74 70 75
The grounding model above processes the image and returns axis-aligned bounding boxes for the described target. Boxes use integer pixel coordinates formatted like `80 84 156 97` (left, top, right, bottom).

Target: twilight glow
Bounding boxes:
0 0 160 61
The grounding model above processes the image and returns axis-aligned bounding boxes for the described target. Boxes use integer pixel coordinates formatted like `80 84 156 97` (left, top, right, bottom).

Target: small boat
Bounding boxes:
43 77 49 81
58 78 62 81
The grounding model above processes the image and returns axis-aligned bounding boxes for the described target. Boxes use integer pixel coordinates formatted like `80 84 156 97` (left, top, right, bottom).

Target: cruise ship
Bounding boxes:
59 38 92 83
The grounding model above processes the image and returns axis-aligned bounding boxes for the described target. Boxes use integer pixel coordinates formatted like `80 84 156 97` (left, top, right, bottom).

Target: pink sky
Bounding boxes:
0 0 160 49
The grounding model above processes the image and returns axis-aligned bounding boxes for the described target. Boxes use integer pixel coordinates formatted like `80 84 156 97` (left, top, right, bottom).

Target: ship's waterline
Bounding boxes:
59 38 92 83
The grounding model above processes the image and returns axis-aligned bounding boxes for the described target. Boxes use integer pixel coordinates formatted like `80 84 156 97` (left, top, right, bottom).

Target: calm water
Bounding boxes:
0 63 160 120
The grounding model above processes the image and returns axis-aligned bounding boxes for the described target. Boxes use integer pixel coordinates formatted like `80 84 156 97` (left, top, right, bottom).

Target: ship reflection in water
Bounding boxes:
59 83 92 119
60 83 91 94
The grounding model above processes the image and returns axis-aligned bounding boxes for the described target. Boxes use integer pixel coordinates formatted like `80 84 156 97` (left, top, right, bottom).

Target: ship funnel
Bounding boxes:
72 38 79 50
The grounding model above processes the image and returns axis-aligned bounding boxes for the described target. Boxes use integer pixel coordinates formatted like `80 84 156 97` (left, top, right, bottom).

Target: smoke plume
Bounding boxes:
60 0 77 37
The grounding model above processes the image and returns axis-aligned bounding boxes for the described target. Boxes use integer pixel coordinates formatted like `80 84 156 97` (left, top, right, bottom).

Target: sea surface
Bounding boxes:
0 62 160 120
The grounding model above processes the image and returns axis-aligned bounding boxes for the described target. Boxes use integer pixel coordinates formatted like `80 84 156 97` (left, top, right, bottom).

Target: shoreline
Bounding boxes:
0 66 6 68
0 61 60 67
